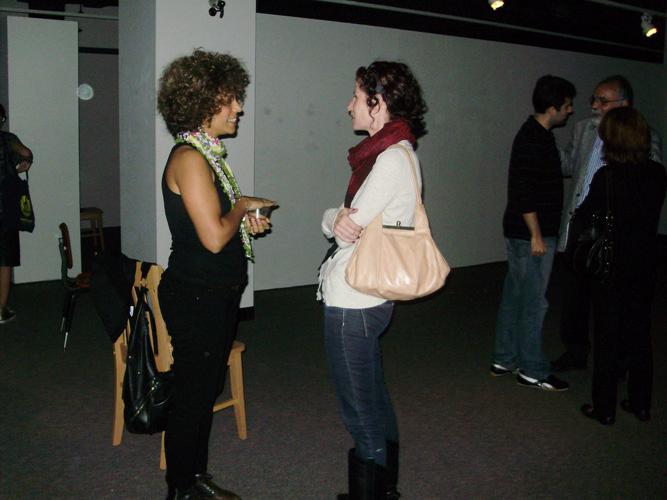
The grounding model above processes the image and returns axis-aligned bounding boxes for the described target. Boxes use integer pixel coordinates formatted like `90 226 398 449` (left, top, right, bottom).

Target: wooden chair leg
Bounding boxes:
97 218 105 252
228 348 247 440
112 338 125 447
160 432 166 470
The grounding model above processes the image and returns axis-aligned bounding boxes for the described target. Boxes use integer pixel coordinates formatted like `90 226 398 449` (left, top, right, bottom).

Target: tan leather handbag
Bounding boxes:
345 144 450 300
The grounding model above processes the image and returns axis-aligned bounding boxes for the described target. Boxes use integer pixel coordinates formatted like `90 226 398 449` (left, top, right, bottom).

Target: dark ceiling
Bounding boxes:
258 0 666 63
24 1 667 62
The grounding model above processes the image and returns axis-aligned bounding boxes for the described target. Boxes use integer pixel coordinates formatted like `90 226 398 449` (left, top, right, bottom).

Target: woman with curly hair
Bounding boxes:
318 61 427 499
157 49 274 499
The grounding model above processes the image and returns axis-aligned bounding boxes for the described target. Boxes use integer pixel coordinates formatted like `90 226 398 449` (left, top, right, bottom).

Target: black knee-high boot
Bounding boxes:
385 441 400 499
338 449 388 500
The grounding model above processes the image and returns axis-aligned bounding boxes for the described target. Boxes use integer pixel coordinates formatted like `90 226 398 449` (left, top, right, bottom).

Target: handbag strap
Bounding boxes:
604 167 612 216
137 261 159 355
392 143 422 206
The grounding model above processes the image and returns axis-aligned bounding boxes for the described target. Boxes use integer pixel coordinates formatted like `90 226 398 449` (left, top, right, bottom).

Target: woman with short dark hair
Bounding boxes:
578 107 665 425
157 49 274 499
318 61 427 498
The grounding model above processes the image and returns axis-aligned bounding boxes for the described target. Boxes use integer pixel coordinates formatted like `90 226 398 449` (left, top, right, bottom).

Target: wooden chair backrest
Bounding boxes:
119 262 173 372
59 222 73 271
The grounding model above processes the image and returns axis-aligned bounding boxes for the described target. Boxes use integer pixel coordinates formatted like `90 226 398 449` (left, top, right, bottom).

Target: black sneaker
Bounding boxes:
516 371 569 391
0 307 16 324
490 362 518 377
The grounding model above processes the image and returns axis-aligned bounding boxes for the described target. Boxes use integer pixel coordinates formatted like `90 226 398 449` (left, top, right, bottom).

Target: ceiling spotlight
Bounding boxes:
641 12 657 37
488 0 505 10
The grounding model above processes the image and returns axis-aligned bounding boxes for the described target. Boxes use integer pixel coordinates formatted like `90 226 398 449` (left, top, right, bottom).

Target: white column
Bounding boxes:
119 0 256 305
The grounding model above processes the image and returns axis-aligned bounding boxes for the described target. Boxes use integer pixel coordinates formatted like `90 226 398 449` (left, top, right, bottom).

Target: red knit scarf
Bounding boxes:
344 119 416 207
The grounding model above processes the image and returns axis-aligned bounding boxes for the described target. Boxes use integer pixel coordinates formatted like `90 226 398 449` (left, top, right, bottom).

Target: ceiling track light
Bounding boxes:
488 0 505 11
208 0 226 19
641 12 657 38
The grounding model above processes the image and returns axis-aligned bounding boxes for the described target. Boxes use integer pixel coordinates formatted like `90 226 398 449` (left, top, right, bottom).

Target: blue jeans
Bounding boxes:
493 237 556 379
324 302 398 467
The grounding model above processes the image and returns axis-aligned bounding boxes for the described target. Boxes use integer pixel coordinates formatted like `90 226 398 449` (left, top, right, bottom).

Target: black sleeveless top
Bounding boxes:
162 144 248 287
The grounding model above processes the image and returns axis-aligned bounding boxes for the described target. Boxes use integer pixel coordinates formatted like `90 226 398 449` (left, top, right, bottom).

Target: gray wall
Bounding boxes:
3 16 80 282
77 8 119 227
4 4 664 289
79 52 119 226
0 1 121 228
253 14 667 290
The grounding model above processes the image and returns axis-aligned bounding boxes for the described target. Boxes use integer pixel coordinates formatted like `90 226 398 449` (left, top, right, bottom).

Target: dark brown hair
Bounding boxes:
531 75 576 113
158 49 249 137
355 61 427 137
599 107 650 164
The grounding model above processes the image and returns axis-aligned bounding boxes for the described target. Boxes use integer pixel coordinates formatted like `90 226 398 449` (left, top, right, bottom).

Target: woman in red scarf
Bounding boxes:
319 62 426 499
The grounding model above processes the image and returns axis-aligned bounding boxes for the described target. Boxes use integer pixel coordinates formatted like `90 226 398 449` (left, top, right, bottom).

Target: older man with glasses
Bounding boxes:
552 75 663 373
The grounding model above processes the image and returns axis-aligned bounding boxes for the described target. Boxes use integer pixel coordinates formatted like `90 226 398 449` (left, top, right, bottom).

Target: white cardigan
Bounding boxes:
319 140 422 308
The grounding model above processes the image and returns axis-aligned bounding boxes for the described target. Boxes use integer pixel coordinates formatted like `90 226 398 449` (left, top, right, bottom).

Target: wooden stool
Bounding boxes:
80 207 105 254
112 262 248 470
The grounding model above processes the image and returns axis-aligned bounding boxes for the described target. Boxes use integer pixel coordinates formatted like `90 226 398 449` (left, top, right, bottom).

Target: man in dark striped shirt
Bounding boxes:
491 75 576 392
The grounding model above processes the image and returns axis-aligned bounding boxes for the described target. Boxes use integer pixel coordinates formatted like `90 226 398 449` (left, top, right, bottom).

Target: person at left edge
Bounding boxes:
491 75 575 392
0 103 33 324
157 49 275 500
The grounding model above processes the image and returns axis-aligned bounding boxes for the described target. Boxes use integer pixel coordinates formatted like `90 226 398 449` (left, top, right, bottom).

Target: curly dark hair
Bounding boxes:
158 49 250 137
355 61 427 137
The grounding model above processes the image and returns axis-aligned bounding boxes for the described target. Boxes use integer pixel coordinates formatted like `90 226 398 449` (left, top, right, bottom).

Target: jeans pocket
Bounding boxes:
358 303 394 339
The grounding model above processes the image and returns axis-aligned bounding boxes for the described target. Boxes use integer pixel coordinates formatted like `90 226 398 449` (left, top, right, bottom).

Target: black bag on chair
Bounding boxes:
122 263 173 435
90 251 137 343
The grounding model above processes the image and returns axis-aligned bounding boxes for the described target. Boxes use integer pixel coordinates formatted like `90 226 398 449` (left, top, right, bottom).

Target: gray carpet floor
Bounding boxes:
1 260 665 499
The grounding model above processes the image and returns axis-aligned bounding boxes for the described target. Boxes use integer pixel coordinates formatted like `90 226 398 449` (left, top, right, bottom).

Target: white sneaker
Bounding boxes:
516 370 569 391
0 306 16 324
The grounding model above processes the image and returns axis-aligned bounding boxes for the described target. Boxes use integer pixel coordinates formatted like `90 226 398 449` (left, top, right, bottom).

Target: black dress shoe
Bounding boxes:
194 473 241 499
580 404 615 425
166 484 202 500
620 399 651 422
551 352 587 372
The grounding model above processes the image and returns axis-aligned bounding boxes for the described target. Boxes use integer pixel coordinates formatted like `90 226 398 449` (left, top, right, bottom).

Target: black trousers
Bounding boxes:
558 260 592 363
590 276 654 416
158 273 242 489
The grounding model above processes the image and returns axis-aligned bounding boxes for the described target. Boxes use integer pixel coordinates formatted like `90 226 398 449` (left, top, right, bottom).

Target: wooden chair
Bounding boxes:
80 207 105 254
112 261 247 470
58 222 91 350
